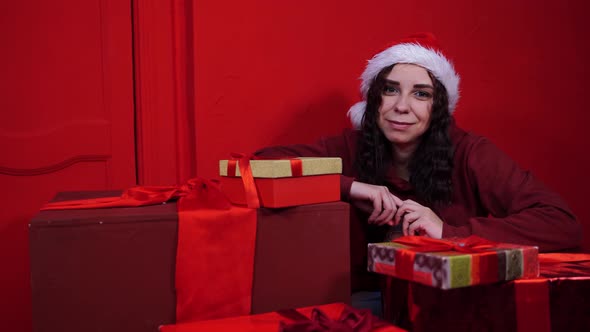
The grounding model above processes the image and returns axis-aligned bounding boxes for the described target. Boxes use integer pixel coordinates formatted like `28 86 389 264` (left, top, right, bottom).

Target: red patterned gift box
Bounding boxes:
159 302 406 332
219 156 341 208
368 236 539 290
382 253 590 332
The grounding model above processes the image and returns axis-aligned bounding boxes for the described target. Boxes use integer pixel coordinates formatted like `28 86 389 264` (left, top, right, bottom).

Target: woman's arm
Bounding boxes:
253 131 357 201
254 131 403 222
443 137 582 252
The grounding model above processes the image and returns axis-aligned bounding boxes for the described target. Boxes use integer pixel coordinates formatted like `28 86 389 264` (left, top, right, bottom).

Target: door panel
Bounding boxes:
0 0 135 330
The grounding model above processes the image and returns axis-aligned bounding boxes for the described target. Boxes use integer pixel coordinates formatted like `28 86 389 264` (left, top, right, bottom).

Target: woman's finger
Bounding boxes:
374 191 395 223
394 203 413 225
391 194 404 207
403 199 419 206
376 193 398 225
377 206 397 225
367 194 383 223
402 213 420 235
407 216 424 236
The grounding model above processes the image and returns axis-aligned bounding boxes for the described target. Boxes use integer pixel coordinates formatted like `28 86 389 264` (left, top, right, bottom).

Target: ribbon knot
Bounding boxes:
40 177 231 211
393 235 497 253
178 178 232 211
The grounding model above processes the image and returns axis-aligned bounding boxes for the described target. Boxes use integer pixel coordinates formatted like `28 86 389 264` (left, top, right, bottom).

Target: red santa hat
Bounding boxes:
347 32 460 129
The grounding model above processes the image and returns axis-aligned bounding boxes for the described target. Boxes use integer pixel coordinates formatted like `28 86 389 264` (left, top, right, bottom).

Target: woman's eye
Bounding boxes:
414 90 432 99
383 85 398 95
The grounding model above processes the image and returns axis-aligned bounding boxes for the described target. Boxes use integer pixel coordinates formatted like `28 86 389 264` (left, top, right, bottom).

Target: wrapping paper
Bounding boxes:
382 253 590 332
34 181 351 330
368 236 539 289
220 157 342 178
40 178 258 322
220 155 341 208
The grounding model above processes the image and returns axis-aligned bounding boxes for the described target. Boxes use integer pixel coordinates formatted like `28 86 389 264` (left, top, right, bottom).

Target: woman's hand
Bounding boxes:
394 199 443 238
349 181 403 226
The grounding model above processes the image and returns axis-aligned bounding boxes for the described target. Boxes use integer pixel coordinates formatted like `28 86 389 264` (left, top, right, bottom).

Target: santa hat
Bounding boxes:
347 32 460 129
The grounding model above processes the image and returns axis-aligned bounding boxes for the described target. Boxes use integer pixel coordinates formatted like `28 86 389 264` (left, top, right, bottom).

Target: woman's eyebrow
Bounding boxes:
384 79 433 89
384 79 400 85
414 83 434 89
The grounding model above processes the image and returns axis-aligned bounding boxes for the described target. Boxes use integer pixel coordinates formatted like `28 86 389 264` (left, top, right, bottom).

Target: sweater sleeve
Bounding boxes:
253 132 357 201
442 137 582 252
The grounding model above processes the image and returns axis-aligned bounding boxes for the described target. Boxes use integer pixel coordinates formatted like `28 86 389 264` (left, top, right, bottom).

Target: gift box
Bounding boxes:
219 157 341 207
368 236 539 290
30 190 351 332
381 254 590 332
159 302 406 332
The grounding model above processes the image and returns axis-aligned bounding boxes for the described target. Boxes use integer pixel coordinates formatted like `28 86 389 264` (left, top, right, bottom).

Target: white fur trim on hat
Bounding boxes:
347 101 366 129
348 42 460 129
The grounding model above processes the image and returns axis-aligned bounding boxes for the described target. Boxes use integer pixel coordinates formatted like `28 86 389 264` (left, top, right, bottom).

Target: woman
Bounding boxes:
254 32 581 292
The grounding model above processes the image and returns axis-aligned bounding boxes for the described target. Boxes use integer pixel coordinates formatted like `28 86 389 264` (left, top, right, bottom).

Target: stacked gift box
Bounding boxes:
29 157 355 332
367 236 590 331
219 156 342 207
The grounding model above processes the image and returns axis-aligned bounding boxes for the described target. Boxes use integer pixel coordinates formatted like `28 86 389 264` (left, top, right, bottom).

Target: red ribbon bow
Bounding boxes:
278 305 389 332
40 178 231 211
393 235 497 253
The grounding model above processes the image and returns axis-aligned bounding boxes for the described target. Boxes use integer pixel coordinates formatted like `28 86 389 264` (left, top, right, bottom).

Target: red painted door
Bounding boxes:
0 1 135 330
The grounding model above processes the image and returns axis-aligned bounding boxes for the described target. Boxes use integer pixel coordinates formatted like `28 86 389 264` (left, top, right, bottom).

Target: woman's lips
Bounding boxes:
387 120 414 130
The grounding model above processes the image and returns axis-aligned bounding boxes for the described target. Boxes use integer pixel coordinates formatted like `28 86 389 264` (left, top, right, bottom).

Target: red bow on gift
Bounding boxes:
393 235 497 253
278 305 389 332
40 178 231 211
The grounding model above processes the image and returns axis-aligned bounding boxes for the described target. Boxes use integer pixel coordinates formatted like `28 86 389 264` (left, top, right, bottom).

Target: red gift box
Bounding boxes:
159 302 406 332
31 181 351 332
382 253 590 332
219 156 341 208
368 236 539 289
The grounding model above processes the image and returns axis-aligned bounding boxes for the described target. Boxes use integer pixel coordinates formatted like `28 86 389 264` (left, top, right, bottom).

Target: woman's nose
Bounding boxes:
394 94 410 113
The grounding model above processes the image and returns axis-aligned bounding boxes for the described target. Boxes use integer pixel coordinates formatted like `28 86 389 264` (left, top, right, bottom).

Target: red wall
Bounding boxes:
193 0 590 250
1 1 136 329
3 0 589 329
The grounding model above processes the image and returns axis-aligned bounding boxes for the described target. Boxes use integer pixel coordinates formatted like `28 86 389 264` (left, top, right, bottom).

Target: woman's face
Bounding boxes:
377 63 434 150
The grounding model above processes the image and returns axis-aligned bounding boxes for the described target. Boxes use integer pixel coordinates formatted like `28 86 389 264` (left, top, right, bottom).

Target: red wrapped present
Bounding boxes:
159 302 406 332
30 179 351 332
219 154 341 208
368 236 539 289
382 253 590 332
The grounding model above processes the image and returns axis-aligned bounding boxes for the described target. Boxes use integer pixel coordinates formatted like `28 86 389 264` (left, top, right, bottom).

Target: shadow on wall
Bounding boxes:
270 92 354 146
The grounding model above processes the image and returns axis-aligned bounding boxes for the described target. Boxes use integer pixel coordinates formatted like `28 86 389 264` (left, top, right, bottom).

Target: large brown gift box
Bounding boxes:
29 191 350 332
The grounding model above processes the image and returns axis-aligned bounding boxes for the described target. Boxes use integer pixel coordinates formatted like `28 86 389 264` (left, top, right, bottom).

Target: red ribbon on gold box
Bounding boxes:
219 153 342 208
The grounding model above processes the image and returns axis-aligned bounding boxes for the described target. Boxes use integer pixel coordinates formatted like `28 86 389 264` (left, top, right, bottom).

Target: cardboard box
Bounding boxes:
368 237 539 289
30 191 351 332
219 157 341 207
382 257 590 331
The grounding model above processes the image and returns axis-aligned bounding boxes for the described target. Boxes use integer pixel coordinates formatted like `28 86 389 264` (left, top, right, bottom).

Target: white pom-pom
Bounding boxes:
347 101 366 130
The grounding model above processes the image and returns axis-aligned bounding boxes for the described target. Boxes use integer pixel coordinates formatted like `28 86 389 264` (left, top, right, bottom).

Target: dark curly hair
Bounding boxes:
354 64 454 206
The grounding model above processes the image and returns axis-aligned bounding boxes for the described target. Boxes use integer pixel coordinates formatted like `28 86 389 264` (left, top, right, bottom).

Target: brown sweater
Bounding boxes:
255 122 582 289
